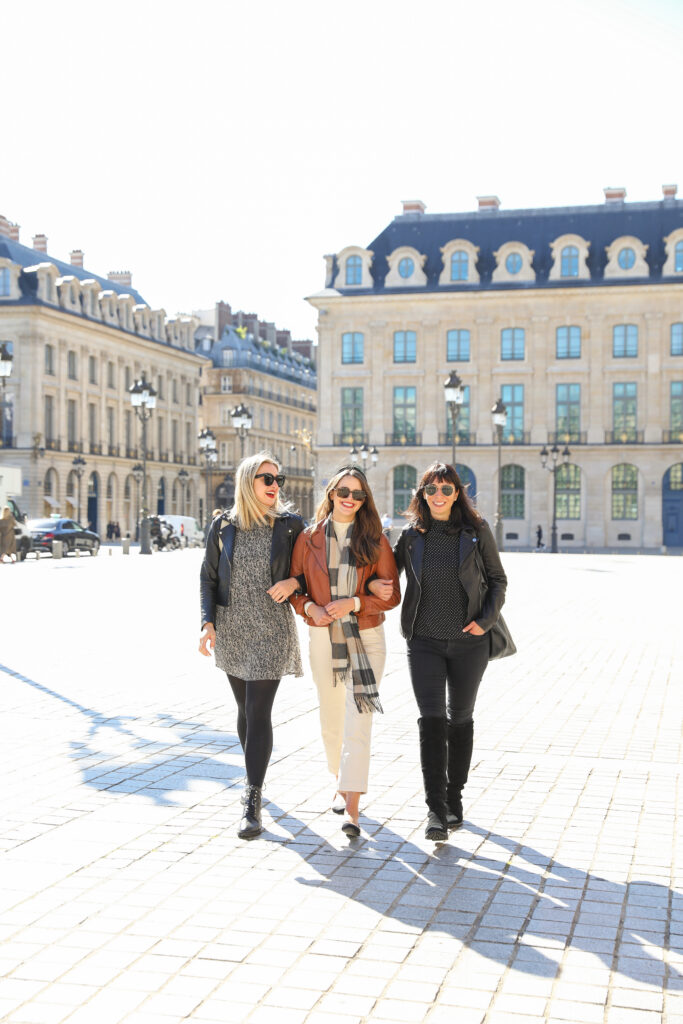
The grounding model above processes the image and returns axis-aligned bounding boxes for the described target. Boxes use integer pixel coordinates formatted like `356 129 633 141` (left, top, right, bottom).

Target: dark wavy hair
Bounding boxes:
314 465 382 566
406 462 482 534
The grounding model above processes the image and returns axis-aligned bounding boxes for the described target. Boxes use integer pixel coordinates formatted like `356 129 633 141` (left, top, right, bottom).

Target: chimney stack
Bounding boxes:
0 216 21 241
401 199 426 215
9 223 20 242
107 270 132 288
603 186 626 204
33 233 48 253
662 183 678 202
70 250 84 268
477 195 501 212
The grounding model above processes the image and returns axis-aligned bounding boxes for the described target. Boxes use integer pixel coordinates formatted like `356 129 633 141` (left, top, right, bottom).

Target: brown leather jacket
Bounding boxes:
290 519 400 629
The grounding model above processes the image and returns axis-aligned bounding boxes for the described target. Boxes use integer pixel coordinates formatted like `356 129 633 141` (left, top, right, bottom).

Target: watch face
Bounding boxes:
398 257 415 279
506 252 522 274
618 247 635 270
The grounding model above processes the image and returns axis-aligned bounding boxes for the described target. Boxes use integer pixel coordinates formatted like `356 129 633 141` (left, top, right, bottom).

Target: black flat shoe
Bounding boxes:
341 812 360 837
332 791 346 814
238 785 263 839
425 811 448 842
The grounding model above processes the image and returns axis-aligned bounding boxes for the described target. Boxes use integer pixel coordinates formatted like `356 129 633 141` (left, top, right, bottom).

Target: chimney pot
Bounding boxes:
9 223 20 242
107 270 132 288
33 233 48 253
401 199 426 215
0 215 9 238
662 183 678 201
477 195 501 212
603 186 626 204
70 249 84 268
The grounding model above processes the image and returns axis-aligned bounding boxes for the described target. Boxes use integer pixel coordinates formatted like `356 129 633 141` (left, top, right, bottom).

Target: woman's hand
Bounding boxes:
199 623 216 656
368 578 393 602
308 604 333 626
267 576 299 603
463 621 485 636
324 598 356 620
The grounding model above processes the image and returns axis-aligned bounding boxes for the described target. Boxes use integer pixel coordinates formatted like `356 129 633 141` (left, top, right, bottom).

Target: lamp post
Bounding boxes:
72 455 86 525
491 398 508 552
358 443 379 471
129 375 157 555
230 403 253 462
0 342 13 448
349 444 359 464
198 427 217 527
31 432 45 517
132 463 143 540
295 426 317 519
539 443 571 554
444 370 465 470
178 467 189 515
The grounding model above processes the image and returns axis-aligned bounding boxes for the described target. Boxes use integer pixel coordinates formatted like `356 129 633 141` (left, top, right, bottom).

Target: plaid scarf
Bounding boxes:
325 517 382 714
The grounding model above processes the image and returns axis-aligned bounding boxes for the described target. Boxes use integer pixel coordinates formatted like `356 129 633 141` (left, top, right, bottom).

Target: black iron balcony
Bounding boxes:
438 431 476 446
385 432 422 446
605 430 644 444
547 431 587 444
126 446 138 459
108 444 120 457
333 432 368 446
89 442 103 455
45 438 61 451
159 452 169 462
67 440 83 453
662 429 683 443
500 431 530 445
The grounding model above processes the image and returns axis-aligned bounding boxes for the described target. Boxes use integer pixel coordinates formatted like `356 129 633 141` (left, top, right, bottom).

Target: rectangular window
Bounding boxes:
44 395 54 442
501 328 525 361
613 324 638 358
88 355 97 385
501 384 524 440
45 344 55 375
185 422 191 455
158 417 164 454
186 382 192 405
671 382 683 435
393 330 416 363
88 403 97 444
393 386 417 442
341 387 364 440
172 379 178 404
447 329 470 362
107 407 115 446
125 367 131 391
556 383 581 440
611 465 638 520
556 325 581 359
125 410 132 450
0 267 10 296
446 386 470 440
67 399 77 445
613 382 637 439
672 323 683 357
107 361 115 388
341 332 364 364
501 465 525 519
157 375 164 400
221 376 233 393
222 350 235 367
172 420 178 454
67 351 77 379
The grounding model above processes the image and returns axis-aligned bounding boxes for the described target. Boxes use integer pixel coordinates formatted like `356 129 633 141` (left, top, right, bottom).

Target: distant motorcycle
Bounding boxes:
149 516 180 551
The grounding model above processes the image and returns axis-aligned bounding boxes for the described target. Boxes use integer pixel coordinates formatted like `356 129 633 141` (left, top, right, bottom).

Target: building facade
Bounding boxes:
195 303 317 519
0 216 206 533
308 187 683 549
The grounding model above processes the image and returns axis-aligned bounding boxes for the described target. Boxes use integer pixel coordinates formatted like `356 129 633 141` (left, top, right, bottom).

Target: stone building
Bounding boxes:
307 187 683 549
0 215 206 533
194 303 317 519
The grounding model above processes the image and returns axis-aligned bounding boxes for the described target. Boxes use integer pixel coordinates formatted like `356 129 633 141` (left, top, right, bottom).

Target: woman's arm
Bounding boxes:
474 520 507 631
357 535 401 615
199 518 221 629
288 531 311 618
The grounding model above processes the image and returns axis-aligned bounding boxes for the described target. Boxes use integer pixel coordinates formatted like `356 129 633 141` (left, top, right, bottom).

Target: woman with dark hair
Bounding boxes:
370 462 506 841
199 451 304 839
290 466 400 836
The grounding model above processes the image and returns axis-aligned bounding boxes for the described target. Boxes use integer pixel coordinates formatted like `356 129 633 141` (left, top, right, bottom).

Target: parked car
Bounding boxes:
28 518 100 556
159 515 205 547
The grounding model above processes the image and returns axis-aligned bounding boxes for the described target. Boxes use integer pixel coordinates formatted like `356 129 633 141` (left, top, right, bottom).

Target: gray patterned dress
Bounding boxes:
214 522 303 680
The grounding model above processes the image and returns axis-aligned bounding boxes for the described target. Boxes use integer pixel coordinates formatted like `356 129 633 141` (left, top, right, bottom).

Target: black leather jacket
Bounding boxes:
393 518 507 641
199 511 305 627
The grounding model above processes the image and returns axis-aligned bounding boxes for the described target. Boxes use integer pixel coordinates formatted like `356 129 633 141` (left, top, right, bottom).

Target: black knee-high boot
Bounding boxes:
418 717 449 841
446 720 474 828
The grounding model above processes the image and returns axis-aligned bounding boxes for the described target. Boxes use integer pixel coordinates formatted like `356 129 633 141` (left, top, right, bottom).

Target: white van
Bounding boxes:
159 515 205 548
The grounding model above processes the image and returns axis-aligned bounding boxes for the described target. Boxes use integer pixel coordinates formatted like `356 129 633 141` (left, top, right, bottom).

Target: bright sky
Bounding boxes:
3 0 682 340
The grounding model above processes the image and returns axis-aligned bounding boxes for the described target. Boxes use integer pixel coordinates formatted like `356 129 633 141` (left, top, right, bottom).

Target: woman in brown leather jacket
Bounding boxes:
290 466 400 836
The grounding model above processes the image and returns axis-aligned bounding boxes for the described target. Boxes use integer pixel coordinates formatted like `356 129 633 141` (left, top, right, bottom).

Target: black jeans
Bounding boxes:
406 633 489 724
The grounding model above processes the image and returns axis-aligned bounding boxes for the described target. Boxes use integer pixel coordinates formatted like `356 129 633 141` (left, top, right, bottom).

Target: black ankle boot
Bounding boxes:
238 785 263 839
447 720 474 829
418 717 448 841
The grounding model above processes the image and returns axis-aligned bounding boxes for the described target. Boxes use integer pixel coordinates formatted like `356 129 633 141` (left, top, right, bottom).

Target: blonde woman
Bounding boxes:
199 452 304 839
290 466 400 836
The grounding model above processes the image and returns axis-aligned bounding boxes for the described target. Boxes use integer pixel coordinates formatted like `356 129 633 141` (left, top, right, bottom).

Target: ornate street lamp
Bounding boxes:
72 455 87 525
358 443 379 471
198 427 218 528
0 342 13 448
444 370 465 469
540 443 571 554
178 467 189 515
349 444 359 464
129 375 157 554
230 403 253 462
132 462 144 540
491 398 508 551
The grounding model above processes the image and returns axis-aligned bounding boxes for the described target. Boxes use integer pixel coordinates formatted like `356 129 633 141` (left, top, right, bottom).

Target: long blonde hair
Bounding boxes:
228 451 292 529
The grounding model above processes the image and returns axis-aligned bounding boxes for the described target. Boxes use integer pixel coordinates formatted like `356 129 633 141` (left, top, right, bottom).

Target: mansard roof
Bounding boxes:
336 198 683 294
196 325 317 390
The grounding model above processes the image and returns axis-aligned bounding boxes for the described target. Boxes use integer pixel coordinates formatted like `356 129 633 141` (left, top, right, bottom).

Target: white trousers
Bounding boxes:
308 624 386 794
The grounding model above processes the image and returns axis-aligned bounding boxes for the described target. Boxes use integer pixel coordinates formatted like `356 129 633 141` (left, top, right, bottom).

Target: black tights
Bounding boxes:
227 675 281 788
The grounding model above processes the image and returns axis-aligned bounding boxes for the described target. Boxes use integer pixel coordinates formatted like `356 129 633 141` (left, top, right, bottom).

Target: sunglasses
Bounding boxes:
255 473 285 487
424 483 456 496
334 486 366 501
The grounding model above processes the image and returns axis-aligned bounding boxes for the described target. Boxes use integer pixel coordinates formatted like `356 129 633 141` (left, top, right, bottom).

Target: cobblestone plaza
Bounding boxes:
0 549 681 1023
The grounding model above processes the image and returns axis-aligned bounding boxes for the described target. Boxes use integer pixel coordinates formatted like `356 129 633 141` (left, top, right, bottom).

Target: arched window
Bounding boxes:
456 465 476 503
393 465 416 518
345 255 362 286
450 250 468 281
157 477 166 515
556 464 581 519
611 464 638 520
501 465 524 519
561 245 579 277
676 240 683 273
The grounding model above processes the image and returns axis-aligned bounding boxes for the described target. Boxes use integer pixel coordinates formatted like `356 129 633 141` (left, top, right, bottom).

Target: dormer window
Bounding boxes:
677 241 683 273
450 251 468 281
398 257 415 279
0 268 9 296
345 255 362 285
561 246 579 277
506 252 522 275
549 234 590 281
492 242 535 283
439 239 479 286
618 247 635 270
385 246 427 287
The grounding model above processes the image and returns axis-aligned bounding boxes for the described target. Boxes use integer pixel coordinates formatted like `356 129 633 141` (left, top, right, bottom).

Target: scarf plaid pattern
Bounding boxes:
325 517 382 714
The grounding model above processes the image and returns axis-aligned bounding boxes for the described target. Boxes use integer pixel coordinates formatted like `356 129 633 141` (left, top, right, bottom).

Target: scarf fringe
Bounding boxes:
354 693 383 715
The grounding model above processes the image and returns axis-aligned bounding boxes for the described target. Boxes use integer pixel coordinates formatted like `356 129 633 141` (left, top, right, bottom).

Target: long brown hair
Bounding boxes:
314 466 382 566
406 462 482 534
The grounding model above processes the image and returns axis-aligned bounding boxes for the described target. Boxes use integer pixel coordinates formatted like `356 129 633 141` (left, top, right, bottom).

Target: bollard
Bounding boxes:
52 540 63 559
122 538 130 555
108 547 112 557
76 549 80 557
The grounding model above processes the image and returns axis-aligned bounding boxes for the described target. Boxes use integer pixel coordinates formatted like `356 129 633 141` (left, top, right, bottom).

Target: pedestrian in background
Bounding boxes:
0 506 17 563
370 462 507 841
199 452 304 839
290 466 400 837
536 524 543 550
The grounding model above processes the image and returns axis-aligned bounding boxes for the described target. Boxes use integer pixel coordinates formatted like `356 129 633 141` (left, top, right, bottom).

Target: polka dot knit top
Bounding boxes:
413 519 469 640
